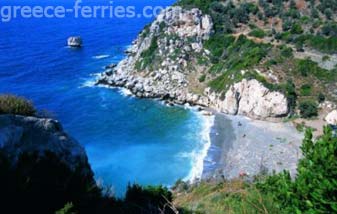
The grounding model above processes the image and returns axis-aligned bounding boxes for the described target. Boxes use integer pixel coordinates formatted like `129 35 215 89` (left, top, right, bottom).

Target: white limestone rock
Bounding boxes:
325 110 337 125
222 79 289 119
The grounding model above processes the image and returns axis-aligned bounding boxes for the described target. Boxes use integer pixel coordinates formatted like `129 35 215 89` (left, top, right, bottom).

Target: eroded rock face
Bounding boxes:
0 115 88 171
222 79 289 119
97 6 213 102
325 110 337 125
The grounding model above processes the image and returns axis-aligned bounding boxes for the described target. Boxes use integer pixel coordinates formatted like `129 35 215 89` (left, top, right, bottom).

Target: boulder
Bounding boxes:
0 115 88 171
67 36 82 47
222 79 288 119
325 110 337 125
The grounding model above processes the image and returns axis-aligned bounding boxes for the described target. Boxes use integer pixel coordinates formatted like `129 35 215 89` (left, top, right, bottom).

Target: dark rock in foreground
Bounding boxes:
0 114 88 172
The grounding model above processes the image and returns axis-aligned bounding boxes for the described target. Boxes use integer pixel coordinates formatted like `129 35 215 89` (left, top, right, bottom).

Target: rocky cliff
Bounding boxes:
0 114 89 171
97 6 289 120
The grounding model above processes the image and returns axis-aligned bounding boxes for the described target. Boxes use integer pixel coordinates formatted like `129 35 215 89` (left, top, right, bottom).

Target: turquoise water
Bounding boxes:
0 0 210 195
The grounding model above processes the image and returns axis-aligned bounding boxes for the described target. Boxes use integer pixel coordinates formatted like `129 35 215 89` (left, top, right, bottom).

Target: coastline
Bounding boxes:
94 73 304 182
203 113 304 180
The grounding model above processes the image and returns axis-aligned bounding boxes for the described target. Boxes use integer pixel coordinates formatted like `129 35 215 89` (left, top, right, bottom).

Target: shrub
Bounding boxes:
124 184 173 213
295 58 332 80
295 35 337 54
318 93 326 103
290 23 304 34
198 74 206 82
0 94 36 116
135 36 158 70
248 28 266 38
300 84 312 96
280 45 293 57
299 100 318 118
275 79 297 115
258 127 337 213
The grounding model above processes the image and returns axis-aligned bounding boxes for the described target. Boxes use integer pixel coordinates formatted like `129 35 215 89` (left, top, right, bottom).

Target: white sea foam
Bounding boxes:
93 54 110 59
118 88 133 96
185 112 214 182
79 73 102 88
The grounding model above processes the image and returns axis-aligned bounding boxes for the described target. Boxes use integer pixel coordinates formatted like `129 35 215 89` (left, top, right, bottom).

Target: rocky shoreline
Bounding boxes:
97 6 289 121
94 6 306 181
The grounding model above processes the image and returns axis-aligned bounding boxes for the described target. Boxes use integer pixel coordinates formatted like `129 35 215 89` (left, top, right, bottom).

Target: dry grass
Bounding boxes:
174 179 281 214
0 94 36 116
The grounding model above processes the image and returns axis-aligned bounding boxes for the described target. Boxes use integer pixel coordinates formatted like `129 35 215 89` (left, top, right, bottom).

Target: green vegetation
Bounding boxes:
174 180 280 214
176 127 337 213
258 127 337 213
300 84 312 96
0 94 36 116
299 100 318 118
135 36 158 71
318 93 326 103
248 28 266 38
207 35 270 91
198 74 206 82
295 58 333 81
295 35 337 54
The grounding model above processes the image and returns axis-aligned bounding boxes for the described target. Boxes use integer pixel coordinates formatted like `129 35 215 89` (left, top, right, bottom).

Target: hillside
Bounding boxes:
98 0 337 132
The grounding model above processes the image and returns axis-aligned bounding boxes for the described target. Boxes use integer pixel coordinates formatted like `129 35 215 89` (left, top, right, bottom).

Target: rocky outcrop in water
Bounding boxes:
0 114 88 171
67 36 82 47
97 6 289 120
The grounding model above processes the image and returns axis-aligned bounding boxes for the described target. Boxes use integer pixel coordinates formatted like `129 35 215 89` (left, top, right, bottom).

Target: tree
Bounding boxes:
324 8 333 19
299 100 318 118
318 93 326 103
258 127 337 213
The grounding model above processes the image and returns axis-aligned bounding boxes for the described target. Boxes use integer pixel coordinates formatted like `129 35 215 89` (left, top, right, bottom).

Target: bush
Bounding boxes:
318 93 326 103
295 35 337 54
135 36 159 70
248 28 266 38
295 58 332 81
258 127 337 213
0 94 36 116
300 84 312 96
299 100 318 118
198 74 206 82
280 45 293 58
290 23 304 34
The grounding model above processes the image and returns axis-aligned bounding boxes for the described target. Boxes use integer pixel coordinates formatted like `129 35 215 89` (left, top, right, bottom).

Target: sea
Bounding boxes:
0 0 214 196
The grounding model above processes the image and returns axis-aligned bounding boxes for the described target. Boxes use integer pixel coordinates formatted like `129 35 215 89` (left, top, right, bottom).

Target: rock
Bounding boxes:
95 5 289 121
105 63 117 69
325 110 337 125
0 115 88 171
222 79 288 119
67 36 82 47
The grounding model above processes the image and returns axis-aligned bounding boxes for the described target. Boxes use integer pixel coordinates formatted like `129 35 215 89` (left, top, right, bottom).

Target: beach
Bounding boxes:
202 113 304 180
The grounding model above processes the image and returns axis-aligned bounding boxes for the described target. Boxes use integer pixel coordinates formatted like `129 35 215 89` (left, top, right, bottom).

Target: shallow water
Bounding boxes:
0 0 211 195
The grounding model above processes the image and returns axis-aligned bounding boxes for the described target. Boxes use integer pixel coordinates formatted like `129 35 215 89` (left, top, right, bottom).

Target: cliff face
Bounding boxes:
97 6 289 119
0 115 89 172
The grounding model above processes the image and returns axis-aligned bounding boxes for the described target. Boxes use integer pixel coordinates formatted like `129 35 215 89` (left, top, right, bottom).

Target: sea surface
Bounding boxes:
0 0 212 195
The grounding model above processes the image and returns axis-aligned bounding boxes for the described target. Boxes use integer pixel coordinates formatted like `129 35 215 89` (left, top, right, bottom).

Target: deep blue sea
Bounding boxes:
0 0 211 195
